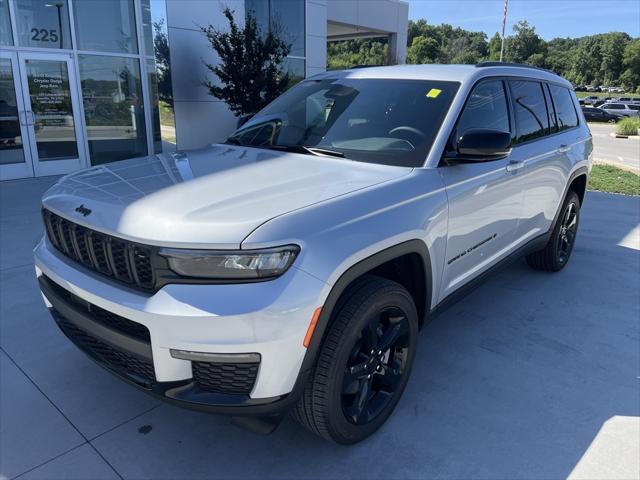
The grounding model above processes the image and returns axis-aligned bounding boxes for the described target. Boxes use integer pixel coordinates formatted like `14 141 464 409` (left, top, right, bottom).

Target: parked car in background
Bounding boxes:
582 95 600 105
600 102 640 117
581 106 623 123
585 85 596 92
618 97 633 102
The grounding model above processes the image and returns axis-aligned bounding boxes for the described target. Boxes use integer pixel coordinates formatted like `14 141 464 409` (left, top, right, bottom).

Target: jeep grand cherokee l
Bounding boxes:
35 63 592 444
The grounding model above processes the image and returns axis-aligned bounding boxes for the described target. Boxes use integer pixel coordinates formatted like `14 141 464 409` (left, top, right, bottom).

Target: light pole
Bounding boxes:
500 0 509 62
45 2 64 48
55 3 63 48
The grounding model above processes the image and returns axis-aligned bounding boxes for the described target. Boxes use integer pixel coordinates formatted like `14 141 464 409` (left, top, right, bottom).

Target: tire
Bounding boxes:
526 190 580 272
292 275 418 444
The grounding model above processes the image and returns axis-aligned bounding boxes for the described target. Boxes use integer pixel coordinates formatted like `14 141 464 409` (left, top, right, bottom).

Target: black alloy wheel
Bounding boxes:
526 190 581 272
341 306 410 425
293 275 418 444
557 200 578 265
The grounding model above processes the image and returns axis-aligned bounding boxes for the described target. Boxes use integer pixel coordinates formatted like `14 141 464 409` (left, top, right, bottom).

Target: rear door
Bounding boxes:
438 79 524 301
513 81 582 243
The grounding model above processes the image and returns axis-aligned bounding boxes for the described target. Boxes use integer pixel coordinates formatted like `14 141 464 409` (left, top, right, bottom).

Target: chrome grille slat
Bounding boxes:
43 210 155 291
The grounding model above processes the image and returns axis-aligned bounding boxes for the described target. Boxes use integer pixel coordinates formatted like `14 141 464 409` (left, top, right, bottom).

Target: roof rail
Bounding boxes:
475 61 557 75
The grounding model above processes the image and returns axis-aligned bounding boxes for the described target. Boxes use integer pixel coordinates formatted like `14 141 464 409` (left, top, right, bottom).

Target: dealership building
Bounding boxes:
0 0 408 180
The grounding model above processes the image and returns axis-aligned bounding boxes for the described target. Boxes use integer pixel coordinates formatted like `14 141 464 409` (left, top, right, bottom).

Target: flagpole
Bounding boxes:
500 0 509 62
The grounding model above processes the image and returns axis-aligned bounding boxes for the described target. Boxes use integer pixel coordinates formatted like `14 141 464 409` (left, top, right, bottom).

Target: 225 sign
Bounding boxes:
31 28 59 43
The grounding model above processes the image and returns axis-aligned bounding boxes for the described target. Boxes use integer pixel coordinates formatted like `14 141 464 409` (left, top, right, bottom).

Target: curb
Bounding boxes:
609 132 640 140
593 159 640 174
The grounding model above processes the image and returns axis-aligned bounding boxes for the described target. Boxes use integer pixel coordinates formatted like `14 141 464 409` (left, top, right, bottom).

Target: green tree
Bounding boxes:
153 20 173 107
201 8 291 116
488 32 503 61
600 32 630 84
620 39 640 90
508 20 546 63
527 53 547 68
407 36 439 64
571 37 601 85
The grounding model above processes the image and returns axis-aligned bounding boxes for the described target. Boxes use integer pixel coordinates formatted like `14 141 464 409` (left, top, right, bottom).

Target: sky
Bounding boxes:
407 0 640 39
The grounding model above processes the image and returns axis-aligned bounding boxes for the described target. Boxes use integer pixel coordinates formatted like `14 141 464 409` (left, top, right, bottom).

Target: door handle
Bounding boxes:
19 110 28 126
505 160 525 172
557 144 571 153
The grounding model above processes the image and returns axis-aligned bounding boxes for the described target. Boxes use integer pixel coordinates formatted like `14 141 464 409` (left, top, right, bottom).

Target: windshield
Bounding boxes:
227 78 460 167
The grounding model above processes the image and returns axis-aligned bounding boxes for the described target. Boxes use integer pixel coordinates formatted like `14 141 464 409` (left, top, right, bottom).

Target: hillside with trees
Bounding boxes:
327 19 640 93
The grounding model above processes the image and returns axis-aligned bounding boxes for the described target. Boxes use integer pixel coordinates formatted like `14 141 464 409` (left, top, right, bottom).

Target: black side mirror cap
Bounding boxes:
450 128 512 162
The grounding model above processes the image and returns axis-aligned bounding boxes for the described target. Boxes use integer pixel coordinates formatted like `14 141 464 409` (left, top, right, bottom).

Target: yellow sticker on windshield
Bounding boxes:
426 88 442 99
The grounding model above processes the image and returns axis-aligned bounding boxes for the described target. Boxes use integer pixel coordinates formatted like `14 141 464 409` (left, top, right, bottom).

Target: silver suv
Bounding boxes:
35 63 592 444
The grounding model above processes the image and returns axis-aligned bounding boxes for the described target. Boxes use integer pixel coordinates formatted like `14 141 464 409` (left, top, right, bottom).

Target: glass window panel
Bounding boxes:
15 0 72 49
282 57 305 88
25 59 79 161
140 0 153 56
79 55 147 165
74 0 138 54
510 80 550 144
0 0 13 46
146 58 162 153
245 0 305 57
0 59 26 165
456 80 510 139
271 0 305 57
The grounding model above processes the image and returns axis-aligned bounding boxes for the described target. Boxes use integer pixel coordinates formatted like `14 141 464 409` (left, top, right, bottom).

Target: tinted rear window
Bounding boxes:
510 80 550 144
549 85 578 130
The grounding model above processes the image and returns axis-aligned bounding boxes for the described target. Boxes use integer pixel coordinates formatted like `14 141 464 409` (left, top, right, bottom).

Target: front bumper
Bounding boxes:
34 237 328 415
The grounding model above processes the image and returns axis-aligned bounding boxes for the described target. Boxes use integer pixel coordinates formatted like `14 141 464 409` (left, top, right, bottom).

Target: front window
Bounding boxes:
227 78 460 167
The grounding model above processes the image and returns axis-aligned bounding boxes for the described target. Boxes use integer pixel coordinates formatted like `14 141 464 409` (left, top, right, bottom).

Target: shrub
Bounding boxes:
616 117 640 136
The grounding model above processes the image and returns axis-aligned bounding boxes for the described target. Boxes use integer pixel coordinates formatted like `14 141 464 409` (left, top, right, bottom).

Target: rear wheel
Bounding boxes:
293 275 418 444
526 190 580 272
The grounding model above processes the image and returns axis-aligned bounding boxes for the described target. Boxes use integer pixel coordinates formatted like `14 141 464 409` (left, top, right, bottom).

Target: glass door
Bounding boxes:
16 51 87 177
0 51 33 181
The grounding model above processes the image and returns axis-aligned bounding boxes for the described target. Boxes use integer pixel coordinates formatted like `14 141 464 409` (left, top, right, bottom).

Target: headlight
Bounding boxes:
158 245 299 280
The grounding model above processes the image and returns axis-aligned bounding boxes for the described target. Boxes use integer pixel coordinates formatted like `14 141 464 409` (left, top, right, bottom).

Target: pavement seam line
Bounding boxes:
0 262 38 274
88 403 162 442
11 443 88 480
0 346 125 480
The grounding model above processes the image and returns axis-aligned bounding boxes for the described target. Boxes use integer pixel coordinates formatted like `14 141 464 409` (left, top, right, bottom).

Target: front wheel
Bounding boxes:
293 275 418 444
526 190 580 272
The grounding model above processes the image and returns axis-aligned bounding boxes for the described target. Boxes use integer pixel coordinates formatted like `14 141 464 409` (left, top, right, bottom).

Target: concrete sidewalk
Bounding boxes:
1 176 638 480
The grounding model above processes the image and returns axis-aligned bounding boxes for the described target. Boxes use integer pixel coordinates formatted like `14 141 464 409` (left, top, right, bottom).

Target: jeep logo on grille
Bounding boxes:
75 204 92 216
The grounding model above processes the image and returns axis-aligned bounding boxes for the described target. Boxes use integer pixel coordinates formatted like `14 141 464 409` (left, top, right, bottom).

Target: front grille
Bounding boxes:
47 278 151 343
43 209 155 290
57 315 156 386
192 361 259 395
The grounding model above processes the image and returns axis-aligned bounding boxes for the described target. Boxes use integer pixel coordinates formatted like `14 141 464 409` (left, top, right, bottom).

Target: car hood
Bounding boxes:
42 144 412 248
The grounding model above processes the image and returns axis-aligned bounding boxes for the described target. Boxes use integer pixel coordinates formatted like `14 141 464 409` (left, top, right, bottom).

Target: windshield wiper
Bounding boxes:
264 144 344 158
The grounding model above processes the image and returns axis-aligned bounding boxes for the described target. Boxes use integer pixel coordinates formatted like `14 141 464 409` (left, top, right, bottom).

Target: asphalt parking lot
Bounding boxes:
1 174 639 479
589 122 640 172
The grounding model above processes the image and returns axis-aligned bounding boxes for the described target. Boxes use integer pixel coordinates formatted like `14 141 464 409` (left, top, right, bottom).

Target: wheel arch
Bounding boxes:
299 240 432 374
568 171 588 206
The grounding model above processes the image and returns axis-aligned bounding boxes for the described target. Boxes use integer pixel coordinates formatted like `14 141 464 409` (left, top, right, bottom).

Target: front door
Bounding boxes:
0 51 86 180
438 79 524 302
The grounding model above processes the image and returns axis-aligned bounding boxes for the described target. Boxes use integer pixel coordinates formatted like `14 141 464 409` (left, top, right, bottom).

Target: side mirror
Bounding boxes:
236 113 254 129
452 128 512 162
